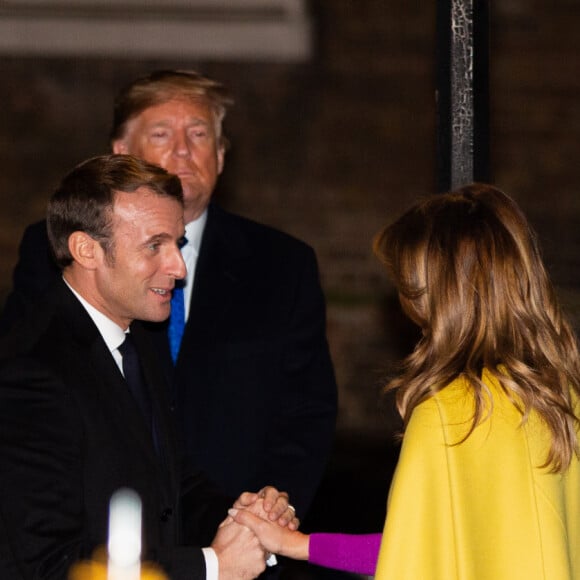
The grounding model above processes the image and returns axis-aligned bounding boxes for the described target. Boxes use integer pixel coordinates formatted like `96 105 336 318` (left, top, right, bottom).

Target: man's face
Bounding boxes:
112 98 225 224
90 188 186 329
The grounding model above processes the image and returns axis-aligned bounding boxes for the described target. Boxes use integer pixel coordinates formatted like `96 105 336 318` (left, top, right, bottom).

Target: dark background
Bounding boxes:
1 2 580 576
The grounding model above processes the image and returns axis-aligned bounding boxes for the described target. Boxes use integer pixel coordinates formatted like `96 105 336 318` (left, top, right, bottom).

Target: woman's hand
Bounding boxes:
233 486 300 530
228 505 310 561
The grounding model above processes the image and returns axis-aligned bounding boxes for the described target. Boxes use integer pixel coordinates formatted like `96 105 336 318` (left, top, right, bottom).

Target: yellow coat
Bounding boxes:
375 371 580 579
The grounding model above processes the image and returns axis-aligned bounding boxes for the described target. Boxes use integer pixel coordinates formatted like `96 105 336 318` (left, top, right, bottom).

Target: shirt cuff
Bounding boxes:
202 547 219 580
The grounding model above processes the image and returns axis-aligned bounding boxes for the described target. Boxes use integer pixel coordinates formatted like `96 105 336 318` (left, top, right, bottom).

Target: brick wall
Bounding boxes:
1 0 579 440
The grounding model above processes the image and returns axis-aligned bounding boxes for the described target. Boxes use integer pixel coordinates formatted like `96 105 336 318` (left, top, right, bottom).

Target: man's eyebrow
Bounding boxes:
147 119 171 127
148 118 209 127
141 232 172 246
185 119 210 129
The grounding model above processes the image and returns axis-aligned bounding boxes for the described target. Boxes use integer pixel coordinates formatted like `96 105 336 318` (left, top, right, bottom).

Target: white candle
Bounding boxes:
107 488 142 580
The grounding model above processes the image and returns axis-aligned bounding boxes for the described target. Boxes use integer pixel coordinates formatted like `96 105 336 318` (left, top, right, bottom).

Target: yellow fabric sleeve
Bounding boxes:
375 371 580 580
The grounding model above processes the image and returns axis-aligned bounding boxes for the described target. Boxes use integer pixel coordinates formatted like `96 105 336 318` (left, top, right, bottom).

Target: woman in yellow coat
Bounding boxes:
373 183 580 579
229 184 580 579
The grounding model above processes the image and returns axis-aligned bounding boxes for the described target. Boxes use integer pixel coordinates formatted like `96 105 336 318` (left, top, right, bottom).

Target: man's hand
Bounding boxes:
211 519 266 580
233 486 299 530
228 506 309 562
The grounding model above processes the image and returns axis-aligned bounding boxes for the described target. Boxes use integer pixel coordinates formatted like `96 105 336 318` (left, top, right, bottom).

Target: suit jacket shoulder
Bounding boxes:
0 219 58 333
203 203 316 262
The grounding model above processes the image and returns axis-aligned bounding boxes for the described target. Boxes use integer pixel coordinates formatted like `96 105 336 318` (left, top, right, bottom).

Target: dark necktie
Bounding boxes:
168 236 188 363
118 333 153 431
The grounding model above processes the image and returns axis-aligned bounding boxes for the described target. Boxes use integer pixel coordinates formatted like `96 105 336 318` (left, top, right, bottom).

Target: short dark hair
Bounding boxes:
47 153 183 269
109 69 234 146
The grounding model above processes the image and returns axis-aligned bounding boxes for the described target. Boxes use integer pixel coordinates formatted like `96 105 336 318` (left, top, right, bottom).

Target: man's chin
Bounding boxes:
181 186 212 216
140 305 171 324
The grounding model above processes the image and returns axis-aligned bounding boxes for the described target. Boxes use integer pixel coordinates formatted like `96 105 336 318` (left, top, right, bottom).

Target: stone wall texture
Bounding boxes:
1 0 580 446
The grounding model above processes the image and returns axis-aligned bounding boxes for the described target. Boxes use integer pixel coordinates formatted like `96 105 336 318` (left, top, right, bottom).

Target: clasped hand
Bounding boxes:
228 495 309 562
233 486 300 530
211 486 300 580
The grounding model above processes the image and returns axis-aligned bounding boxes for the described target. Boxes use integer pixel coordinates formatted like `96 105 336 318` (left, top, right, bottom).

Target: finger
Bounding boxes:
267 495 291 521
274 507 296 526
261 487 288 512
277 504 298 528
287 516 300 531
233 491 258 508
228 507 270 537
219 515 234 528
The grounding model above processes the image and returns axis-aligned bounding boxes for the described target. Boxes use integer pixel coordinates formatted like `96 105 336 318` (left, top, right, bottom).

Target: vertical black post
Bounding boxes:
436 0 490 192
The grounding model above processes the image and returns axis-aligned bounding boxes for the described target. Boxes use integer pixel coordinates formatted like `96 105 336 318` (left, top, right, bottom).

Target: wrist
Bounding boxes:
287 532 310 561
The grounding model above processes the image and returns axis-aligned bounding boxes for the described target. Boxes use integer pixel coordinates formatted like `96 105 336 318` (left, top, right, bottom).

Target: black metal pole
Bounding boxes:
436 0 490 192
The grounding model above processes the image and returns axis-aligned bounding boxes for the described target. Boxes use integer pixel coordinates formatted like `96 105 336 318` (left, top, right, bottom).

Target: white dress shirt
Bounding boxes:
182 210 207 321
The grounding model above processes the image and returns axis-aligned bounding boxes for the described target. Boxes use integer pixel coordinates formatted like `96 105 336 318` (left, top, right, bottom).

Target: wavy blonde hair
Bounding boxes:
374 183 580 472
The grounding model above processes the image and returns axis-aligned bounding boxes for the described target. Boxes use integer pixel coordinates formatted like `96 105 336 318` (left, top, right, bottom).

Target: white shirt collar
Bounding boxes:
63 278 127 353
184 209 207 256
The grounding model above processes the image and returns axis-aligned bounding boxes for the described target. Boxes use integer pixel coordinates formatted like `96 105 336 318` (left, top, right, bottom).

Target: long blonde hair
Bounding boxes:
374 183 580 471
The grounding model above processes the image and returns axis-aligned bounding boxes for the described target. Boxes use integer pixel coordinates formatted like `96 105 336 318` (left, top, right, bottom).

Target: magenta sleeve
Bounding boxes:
308 533 382 576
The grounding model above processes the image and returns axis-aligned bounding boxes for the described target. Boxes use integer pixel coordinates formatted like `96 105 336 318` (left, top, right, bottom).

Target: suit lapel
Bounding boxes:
185 205 250 344
89 339 161 463
131 321 179 496
150 205 252 374
56 282 165 476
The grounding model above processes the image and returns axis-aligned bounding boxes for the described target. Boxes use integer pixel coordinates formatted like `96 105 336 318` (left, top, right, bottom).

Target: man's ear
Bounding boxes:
68 231 101 270
217 143 225 175
112 139 128 154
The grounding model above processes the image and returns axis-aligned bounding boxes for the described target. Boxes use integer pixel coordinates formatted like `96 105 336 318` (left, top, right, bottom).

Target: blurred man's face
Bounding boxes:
113 98 224 224
88 188 186 329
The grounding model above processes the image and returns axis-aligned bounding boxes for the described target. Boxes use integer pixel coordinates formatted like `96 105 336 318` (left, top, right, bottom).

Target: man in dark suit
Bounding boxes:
1 70 337 517
0 154 296 580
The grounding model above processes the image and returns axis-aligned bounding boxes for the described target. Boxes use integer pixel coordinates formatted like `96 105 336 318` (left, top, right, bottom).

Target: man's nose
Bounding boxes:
172 131 190 157
168 245 187 280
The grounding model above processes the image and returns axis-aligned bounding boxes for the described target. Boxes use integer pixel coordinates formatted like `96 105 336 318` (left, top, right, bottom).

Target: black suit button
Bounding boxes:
160 508 173 522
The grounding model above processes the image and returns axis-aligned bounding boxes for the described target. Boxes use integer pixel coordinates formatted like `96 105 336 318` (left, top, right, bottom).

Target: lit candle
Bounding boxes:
107 488 142 580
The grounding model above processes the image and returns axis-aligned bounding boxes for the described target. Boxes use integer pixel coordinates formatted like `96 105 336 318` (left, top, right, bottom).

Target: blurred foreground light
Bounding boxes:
107 488 142 580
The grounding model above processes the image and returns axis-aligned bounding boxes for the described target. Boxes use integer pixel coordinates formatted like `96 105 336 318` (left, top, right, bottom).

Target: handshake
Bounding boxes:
211 486 309 580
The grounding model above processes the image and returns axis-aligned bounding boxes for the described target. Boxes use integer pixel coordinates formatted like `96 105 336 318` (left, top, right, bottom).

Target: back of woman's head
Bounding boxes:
374 183 580 471
376 184 556 364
